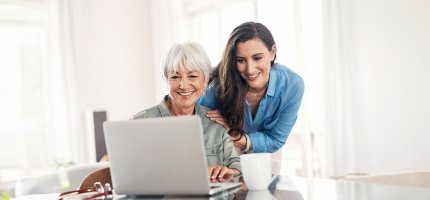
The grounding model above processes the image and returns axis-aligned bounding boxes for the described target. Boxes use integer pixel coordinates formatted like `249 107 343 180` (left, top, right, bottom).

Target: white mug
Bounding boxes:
246 189 273 200
240 153 274 190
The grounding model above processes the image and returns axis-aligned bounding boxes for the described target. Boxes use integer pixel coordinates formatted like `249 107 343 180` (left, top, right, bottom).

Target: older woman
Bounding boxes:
132 42 241 182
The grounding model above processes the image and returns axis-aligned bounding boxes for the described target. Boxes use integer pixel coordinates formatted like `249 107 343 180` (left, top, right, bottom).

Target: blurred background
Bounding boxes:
1 0 430 192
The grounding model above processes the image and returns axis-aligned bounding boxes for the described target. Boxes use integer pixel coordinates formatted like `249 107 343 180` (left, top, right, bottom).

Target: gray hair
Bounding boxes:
161 42 211 83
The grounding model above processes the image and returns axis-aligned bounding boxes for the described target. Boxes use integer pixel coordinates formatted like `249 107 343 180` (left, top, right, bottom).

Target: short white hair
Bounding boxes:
161 42 211 82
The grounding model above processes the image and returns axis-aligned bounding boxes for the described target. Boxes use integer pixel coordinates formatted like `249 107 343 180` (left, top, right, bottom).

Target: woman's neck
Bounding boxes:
247 83 268 97
166 100 195 116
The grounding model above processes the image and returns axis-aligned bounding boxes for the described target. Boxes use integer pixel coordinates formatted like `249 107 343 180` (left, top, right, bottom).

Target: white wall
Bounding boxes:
336 0 430 174
65 0 430 172
72 0 155 162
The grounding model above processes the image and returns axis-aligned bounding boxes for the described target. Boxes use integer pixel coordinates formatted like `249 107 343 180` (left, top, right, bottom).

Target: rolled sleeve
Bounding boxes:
198 85 219 109
250 75 304 153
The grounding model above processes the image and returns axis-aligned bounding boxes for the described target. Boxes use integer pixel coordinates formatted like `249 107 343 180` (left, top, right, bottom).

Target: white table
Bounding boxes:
12 175 430 200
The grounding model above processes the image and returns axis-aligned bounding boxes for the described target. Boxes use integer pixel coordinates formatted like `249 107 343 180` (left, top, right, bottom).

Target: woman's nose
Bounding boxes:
246 61 256 74
179 78 188 88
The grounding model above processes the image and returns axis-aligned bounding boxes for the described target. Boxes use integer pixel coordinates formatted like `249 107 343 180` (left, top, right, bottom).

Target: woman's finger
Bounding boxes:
215 120 230 132
217 166 229 179
208 116 224 121
215 119 227 126
210 166 222 180
206 110 224 118
207 114 224 119
207 166 215 180
205 111 231 131
206 110 221 114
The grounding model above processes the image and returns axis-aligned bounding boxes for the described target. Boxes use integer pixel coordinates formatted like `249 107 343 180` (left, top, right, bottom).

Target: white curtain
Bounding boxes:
46 0 82 164
0 0 82 181
150 0 188 101
322 0 356 177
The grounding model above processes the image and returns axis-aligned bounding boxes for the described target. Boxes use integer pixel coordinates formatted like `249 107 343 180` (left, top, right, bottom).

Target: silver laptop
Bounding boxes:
103 115 241 196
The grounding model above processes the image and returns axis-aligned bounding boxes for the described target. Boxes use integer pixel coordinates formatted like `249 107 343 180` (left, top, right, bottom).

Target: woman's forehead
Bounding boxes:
169 65 202 74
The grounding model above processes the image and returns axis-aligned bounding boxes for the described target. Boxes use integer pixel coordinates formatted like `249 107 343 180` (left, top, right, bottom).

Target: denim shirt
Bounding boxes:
198 63 305 153
132 95 241 171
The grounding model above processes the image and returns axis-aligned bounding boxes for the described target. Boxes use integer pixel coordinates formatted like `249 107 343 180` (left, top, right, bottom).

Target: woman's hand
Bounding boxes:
232 134 248 151
206 110 249 150
206 110 230 132
207 166 239 183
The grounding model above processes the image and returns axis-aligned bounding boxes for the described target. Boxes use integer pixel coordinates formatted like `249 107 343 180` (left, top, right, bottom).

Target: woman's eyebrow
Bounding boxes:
187 70 199 74
252 53 264 57
236 53 264 58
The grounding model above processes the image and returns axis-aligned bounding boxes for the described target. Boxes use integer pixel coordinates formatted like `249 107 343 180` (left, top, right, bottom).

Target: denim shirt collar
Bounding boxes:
266 65 277 97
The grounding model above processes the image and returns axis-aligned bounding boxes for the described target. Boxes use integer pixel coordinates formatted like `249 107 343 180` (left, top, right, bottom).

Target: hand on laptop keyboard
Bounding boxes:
208 166 240 183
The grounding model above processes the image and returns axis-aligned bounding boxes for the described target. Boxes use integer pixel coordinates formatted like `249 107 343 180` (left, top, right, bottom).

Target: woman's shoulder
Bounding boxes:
198 84 219 109
273 63 301 78
272 63 304 88
196 103 210 113
196 104 228 133
195 104 215 125
132 104 162 119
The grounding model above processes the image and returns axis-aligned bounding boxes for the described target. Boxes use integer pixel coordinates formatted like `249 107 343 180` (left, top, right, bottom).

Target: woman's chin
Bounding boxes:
247 82 264 90
176 101 197 109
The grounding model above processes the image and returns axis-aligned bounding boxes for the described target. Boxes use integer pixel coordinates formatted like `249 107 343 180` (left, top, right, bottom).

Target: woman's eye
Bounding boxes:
189 75 199 78
236 59 245 63
170 76 180 79
254 57 262 61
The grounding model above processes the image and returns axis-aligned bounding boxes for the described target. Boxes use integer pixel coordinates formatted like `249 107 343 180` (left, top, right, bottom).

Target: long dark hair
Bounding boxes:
210 22 277 136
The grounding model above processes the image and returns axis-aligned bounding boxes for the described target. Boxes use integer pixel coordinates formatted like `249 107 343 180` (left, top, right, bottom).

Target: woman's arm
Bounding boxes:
250 79 304 152
198 85 219 109
249 108 299 152
206 106 300 153
208 77 304 153
206 110 248 151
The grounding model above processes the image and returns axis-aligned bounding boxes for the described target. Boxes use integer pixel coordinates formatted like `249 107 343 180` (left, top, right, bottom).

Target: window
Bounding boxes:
187 0 255 64
0 0 71 182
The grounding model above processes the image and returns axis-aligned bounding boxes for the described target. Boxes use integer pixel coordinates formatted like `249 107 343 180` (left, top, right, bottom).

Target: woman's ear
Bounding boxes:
270 44 277 61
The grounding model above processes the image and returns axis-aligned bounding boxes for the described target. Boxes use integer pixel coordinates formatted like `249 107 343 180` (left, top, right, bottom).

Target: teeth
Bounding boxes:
248 73 259 78
178 92 193 96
